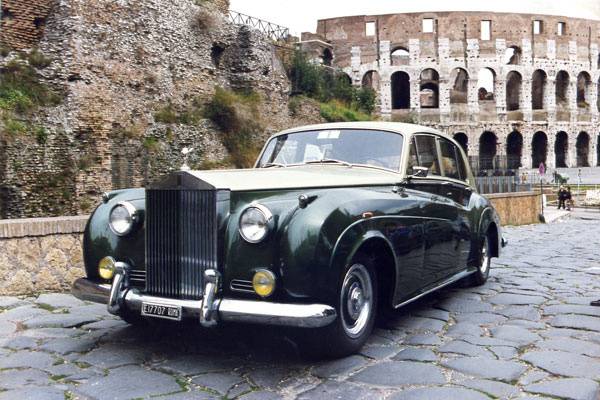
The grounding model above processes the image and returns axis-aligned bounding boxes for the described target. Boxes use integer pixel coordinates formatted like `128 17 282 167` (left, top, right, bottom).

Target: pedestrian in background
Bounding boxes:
557 186 567 210
566 186 573 211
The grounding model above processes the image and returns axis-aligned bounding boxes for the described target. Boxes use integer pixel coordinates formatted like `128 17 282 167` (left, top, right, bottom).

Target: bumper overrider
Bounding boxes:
72 262 337 328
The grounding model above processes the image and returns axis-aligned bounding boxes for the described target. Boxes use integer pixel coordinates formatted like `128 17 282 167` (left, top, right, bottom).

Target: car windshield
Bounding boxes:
257 129 404 171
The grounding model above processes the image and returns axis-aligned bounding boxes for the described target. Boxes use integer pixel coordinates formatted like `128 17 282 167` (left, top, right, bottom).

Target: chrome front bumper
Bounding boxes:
72 266 337 329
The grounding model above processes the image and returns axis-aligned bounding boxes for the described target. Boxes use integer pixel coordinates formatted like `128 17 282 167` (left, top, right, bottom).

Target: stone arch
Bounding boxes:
576 131 590 167
338 72 352 86
555 131 569 168
477 68 495 102
532 69 547 110
576 71 592 109
390 47 410 66
504 46 522 65
322 48 333 67
506 71 522 111
391 71 410 110
556 70 570 106
506 130 523 169
420 68 439 109
479 131 497 170
453 132 468 155
531 131 548 168
450 68 469 104
362 70 380 91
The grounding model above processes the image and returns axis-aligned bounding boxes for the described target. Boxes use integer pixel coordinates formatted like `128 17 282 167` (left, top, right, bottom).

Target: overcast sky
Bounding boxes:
229 0 600 37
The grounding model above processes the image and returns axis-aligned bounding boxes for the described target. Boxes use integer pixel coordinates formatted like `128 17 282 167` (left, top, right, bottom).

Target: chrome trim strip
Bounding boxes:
72 278 111 303
393 269 475 309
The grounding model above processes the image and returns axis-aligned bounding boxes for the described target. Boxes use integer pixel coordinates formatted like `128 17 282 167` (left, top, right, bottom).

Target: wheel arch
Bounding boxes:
478 207 501 258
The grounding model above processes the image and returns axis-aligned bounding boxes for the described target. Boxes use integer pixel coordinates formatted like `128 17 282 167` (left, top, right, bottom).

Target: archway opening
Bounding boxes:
556 70 570 107
576 131 590 167
506 130 523 169
391 47 410 66
479 131 497 171
577 72 591 109
362 70 380 91
532 70 547 110
555 131 569 168
391 71 410 109
450 68 469 104
453 132 468 155
506 71 522 111
420 69 439 109
322 48 333 66
504 46 522 65
532 131 548 169
477 68 495 102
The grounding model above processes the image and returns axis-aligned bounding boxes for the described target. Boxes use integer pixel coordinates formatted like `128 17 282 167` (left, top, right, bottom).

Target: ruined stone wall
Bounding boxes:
0 0 321 219
0 216 87 295
311 11 600 170
0 0 55 50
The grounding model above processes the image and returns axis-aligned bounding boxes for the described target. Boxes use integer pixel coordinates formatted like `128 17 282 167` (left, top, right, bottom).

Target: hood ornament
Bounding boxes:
180 147 194 171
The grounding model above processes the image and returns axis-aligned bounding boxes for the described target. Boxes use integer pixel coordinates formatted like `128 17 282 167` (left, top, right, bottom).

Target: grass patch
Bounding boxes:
204 87 263 168
142 137 160 152
0 61 61 114
25 49 52 69
320 100 372 122
154 98 203 125
154 103 179 124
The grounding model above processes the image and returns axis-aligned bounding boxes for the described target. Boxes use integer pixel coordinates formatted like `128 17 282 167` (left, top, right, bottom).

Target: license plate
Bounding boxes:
141 302 182 321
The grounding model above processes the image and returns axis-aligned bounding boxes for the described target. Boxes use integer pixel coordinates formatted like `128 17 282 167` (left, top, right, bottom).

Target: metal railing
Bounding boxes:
228 10 291 42
475 175 533 194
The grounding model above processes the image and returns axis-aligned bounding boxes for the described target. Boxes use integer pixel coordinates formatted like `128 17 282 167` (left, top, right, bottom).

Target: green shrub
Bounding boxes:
26 49 52 69
0 61 61 114
154 103 179 124
3 117 27 136
289 51 376 117
34 126 48 144
320 101 372 122
204 87 263 168
143 137 160 152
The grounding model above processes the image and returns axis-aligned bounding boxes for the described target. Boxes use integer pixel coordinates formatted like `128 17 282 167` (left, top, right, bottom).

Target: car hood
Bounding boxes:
183 165 401 191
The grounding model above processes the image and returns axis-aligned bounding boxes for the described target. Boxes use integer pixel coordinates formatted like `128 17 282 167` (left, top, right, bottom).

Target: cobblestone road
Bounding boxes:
2 216 600 400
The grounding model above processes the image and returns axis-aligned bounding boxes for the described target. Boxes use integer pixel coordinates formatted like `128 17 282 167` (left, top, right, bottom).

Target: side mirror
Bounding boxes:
411 166 429 178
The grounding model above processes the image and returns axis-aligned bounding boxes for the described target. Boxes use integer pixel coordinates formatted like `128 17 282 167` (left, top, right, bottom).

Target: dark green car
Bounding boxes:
73 122 504 356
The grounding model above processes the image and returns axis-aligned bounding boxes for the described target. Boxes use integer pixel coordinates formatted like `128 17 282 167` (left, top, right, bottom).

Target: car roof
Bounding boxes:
272 121 443 139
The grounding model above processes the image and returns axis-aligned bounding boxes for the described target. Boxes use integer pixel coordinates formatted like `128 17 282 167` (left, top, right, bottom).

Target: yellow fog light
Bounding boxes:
252 269 276 297
98 257 116 280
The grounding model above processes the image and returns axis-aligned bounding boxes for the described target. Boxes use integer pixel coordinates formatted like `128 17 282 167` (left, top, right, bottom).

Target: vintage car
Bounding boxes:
72 122 504 356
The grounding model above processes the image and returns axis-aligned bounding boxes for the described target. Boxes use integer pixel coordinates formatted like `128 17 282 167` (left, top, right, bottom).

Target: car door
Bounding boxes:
404 134 457 287
436 137 474 276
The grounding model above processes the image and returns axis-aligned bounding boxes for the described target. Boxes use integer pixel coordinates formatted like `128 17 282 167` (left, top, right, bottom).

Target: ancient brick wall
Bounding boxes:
309 11 600 171
0 0 321 219
0 0 55 50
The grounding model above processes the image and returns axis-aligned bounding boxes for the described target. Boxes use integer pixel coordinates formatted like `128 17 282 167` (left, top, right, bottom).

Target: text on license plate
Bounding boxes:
141 302 182 321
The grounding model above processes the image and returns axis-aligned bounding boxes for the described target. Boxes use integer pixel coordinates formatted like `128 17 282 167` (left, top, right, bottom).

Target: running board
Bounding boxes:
393 269 475 309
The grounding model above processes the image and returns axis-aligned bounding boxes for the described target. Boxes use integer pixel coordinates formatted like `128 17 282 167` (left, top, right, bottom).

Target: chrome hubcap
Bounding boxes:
340 264 373 338
480 238 490 274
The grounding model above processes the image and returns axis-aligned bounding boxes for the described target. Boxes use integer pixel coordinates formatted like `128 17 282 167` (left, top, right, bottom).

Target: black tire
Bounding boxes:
469 234 491 286
305 253 378 358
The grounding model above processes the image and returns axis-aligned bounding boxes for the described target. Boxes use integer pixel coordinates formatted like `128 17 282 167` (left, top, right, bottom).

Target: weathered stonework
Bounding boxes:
303 11 600 171
0 0 321 219
0 0 55 50
0 216 87 295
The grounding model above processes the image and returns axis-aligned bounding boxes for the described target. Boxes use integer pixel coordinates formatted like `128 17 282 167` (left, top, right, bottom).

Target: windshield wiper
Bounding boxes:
304 158 353 167
262 162 287 168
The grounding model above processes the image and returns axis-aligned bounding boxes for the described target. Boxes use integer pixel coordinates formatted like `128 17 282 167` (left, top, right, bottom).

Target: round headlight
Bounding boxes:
252 269 276 297
98 256 116 280
109 201 138 236
239 204 273 244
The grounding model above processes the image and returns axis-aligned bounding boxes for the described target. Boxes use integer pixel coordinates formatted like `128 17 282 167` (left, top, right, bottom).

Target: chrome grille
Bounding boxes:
145 189 218 300
230 279 254 293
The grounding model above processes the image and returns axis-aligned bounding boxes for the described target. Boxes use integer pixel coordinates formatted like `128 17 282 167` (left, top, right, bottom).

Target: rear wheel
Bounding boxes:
306 254 378 358
469 234 491 286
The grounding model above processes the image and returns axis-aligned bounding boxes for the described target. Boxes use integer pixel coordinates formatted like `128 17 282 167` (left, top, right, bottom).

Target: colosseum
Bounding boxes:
301 11 600 172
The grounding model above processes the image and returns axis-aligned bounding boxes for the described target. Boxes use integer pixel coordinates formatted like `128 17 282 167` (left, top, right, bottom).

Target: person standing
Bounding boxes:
557 186 567 210
565 186 573 211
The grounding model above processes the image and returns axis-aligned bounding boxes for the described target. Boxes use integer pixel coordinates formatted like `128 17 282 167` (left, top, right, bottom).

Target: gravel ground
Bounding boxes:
1 216 600 400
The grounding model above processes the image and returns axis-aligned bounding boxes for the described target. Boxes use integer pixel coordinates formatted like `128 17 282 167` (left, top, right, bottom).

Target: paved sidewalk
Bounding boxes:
2 220 600 399
543 208 571 223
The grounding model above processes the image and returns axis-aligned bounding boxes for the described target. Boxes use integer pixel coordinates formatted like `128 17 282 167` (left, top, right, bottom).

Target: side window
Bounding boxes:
415 135 441 176
456 147 469 182
438 139 460 180
406 139 419 175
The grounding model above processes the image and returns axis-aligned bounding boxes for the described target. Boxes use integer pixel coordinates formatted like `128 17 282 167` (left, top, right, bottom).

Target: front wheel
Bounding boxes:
306 254 378 358
469 235 491 286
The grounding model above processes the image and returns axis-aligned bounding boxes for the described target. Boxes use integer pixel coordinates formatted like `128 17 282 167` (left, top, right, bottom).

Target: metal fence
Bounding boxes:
475 175 533 194
228 10 291 42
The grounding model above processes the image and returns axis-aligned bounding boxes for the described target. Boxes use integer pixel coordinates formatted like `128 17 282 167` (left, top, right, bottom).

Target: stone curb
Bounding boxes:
0 216 89 239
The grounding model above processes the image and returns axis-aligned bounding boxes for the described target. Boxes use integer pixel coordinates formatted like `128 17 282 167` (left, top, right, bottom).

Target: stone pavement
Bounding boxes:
1 218 600 400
